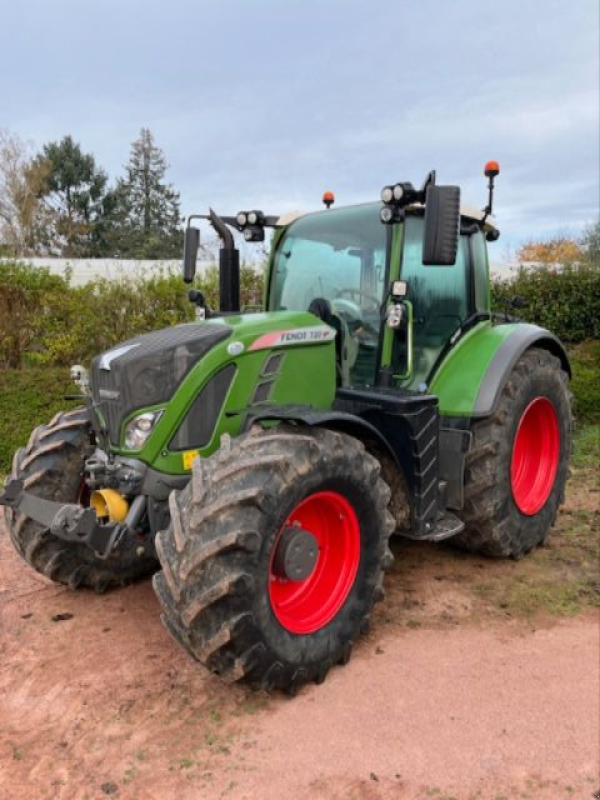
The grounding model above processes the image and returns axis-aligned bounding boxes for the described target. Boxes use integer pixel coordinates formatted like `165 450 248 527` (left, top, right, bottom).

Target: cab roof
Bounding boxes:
275 201 498 233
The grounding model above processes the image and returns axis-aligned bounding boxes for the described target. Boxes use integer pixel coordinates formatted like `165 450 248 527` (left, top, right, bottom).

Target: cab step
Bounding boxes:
400 511 465 543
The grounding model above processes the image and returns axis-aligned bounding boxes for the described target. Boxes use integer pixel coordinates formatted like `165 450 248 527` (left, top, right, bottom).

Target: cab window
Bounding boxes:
269 204 387 388
398 215 471 388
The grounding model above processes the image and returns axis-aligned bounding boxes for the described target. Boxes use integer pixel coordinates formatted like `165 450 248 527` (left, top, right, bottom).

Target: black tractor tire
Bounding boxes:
153 425 395 693
454 347 572 558
3 408 157 592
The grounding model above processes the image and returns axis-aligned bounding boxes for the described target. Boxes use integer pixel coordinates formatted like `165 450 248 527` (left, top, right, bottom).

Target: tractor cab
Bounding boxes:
183 167 499 399
266 200 497 393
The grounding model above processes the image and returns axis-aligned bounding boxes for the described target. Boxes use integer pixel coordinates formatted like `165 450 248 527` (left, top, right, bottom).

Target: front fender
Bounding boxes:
243 405 391 451
429 321 570 418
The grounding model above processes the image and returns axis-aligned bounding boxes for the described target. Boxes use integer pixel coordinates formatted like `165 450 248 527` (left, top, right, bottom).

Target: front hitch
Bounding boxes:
0 479 127 559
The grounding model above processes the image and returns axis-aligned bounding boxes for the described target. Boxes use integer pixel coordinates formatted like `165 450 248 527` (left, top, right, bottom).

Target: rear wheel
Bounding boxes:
153 425 395 693
455 348 572 558
4 408 157 591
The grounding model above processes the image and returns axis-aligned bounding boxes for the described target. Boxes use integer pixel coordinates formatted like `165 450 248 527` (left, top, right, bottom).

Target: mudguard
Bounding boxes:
244 392 441 537
429 322 570 419
243 405 393 455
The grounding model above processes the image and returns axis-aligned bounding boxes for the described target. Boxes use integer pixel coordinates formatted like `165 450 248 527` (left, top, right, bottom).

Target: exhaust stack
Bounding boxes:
209 208 240 314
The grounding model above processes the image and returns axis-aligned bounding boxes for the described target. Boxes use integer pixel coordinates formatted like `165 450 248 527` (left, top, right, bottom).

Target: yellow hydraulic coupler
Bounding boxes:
90 488 129 522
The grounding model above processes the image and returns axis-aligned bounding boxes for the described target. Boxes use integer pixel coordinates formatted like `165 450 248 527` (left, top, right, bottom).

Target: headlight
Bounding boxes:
124 410 163 450
380 206 394 223
236 212 247 227
380 185 393 204
392 183 404 201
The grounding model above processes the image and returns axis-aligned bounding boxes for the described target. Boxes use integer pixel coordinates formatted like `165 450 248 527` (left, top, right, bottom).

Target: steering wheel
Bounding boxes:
337 288 381 314
332 289 380 348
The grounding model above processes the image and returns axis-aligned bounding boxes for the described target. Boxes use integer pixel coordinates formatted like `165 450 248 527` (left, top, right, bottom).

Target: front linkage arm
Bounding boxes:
0 480 126 560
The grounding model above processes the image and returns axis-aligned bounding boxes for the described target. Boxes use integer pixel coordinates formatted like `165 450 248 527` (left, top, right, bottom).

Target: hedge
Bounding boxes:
568 340 600 426
491 262 599 343
0 261 263 369
1 259 598 370
0 366 79 471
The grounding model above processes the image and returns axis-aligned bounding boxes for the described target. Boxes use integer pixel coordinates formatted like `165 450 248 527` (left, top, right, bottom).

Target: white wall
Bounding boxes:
1 258 218 286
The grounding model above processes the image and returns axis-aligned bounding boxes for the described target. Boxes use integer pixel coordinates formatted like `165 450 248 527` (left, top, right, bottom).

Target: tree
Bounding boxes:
0 129 53 256
580 220 600 268
517 222 599 270
517 236 582 266
107 128 182 258
33 135 108 256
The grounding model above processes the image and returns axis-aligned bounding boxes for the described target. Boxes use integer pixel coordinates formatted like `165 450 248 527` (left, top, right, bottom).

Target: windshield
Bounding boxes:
269 203 387 387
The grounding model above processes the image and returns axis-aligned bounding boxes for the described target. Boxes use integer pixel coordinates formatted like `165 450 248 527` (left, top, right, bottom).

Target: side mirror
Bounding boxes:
422 185 461 266
183 226 200 283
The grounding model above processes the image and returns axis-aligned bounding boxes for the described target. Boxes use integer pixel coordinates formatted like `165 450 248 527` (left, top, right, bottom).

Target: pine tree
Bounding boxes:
108 128 182 258
33 135 108 256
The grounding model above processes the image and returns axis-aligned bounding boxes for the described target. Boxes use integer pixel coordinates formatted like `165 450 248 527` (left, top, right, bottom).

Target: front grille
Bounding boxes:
92 366 122 443
90 322 231 445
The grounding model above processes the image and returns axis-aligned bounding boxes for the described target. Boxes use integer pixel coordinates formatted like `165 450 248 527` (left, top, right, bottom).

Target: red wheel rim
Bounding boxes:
511 397 560 515
268 491 360 634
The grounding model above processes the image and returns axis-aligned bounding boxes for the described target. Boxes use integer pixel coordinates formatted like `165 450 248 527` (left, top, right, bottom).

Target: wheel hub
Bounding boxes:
511 396 560 515
268 490 361 635
272 525 319 581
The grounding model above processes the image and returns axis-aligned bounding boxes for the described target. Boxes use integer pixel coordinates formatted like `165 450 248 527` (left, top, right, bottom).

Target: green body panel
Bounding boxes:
113 310 336 474
428 320 521 416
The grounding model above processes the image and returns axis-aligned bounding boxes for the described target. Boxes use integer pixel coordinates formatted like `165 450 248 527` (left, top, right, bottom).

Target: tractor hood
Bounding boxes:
90 322 232 445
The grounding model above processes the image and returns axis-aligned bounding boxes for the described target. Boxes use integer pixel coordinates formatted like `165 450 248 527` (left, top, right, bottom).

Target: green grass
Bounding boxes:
571 424 600 470
473 573 598 618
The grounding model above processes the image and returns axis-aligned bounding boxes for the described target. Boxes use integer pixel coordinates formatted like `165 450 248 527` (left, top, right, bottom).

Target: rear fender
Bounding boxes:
429 322 570 419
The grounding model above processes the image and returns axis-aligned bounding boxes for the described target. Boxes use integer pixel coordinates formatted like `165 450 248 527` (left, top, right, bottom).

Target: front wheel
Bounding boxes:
4 408 158 591
153 425 395 693
454 347 572 558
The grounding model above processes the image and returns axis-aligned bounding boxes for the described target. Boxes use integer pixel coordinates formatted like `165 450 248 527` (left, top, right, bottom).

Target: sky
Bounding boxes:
1 0 599 263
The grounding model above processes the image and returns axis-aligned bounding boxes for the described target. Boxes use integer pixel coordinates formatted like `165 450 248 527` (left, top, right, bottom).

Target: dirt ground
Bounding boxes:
1 471 599 800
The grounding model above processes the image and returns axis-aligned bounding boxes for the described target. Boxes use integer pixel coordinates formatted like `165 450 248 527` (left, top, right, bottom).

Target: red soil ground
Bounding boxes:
1 520 598 800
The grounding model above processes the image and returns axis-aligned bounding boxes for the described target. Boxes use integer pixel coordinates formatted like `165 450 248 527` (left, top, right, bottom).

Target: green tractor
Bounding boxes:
1 163 572 693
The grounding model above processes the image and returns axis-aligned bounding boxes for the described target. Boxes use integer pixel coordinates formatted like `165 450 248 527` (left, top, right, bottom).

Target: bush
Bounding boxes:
0 262 68 368
491 262 600 343
33 273 193 366
568 340 600 425
2 257 598 367
0 262 265 368
0 366 79 472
